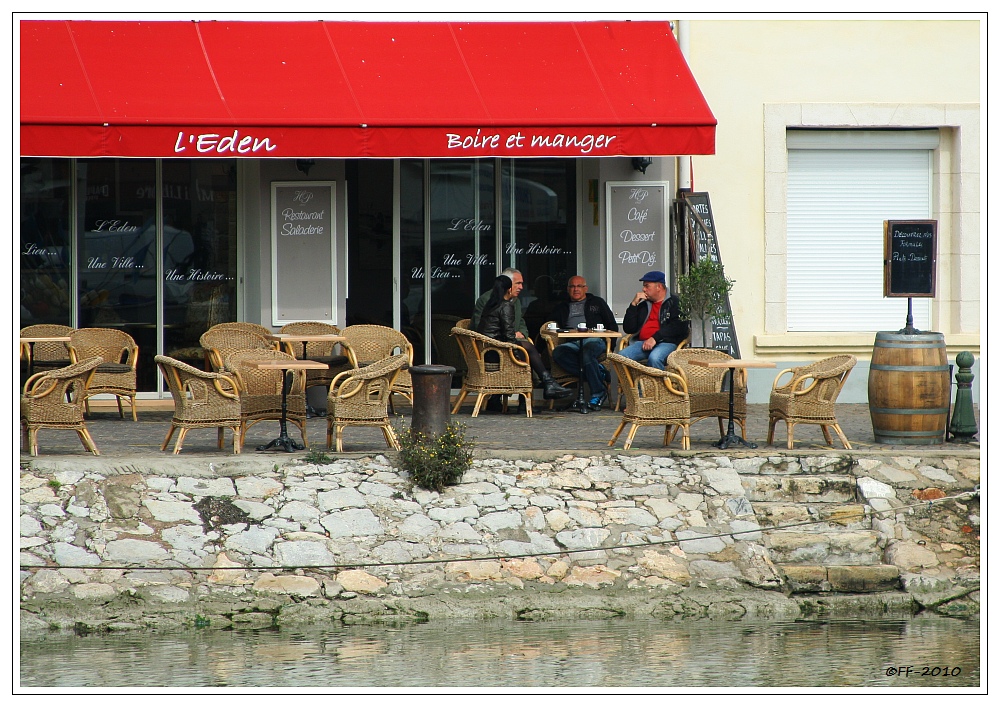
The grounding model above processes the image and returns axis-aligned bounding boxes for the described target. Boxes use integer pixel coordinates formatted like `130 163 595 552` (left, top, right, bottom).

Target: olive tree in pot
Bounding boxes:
677 259 735 348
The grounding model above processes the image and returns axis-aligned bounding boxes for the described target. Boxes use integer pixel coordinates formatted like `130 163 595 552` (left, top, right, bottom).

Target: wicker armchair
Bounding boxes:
767 355 857 450
67 327 139 420
326 354 408 452
613 335 688 411
278 321 352 394
340 324 414 408
155 355 242 454
200 328 274 372
208 321 274 339
20 324 74 373
224 349 308 448
606 352 691 450
20 357 102 456
666 348 746 439
538 321 581 407
449 326 534 417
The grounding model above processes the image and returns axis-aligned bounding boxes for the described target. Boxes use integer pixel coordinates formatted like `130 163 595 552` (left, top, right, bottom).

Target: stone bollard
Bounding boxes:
948 351 978 443
409 364 456 439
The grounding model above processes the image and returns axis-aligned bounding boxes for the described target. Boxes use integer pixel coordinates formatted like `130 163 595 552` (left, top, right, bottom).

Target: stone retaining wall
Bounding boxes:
19 451 980 635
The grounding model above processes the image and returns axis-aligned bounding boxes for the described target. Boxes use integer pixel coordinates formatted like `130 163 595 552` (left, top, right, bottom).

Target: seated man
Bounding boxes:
550 275 619 410
620 270 689 370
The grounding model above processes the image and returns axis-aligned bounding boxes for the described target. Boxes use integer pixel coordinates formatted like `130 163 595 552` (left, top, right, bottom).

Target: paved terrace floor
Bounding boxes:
19 397 982 459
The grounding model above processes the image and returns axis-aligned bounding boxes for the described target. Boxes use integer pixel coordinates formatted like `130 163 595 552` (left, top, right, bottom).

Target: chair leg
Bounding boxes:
383 424 401 451
326 420 334 449
623 424 639 451
608 418 627 447
336 425 345 453
173 428 189 454
451 389 469 414
28 428 39 456
767 416 777 445
471 393 487 417
522 393 533 418
786 422 796 450
78 427 100 455
832 423 852 450
217 427 225 449
718 417 725 436
116 395 124 419
680 424 690 450
821 425 835 446
161 425 177 451
130 395 138 421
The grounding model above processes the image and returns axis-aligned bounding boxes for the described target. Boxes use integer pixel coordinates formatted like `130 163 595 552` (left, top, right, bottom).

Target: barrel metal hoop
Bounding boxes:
873 429 946 438
872 340 946 348
869 364 950 372
870 406 949 415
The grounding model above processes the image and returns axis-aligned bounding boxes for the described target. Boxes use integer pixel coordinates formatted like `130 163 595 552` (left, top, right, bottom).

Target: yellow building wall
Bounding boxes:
683 19 981 368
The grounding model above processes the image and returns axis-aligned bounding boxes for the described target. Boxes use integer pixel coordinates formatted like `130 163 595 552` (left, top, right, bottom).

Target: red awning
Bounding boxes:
19 20 716 159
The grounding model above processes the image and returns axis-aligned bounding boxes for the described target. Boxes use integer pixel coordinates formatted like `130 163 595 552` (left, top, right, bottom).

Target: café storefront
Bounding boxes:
19 19 716 397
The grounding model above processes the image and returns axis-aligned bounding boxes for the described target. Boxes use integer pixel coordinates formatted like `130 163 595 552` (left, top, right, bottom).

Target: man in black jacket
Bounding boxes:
550 275 619 409
620 270 689 370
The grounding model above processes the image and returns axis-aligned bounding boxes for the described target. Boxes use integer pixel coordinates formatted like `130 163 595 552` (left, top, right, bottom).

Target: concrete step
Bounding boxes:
741 474 857 503
778 564 901 593
765 529 882 566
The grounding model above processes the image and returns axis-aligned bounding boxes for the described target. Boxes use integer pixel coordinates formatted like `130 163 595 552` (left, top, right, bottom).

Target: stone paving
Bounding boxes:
20 397 981 459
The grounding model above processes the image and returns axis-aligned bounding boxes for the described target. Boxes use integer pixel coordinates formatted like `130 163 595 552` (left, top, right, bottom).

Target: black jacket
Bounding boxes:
476 298 518 343
550 293 619 331
622 294 689 345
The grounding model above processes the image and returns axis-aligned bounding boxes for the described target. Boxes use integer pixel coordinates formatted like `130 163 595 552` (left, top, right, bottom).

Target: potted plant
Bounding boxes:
677 259 735 348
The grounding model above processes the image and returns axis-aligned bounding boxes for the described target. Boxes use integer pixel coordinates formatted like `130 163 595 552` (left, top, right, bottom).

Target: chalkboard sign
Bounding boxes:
605 182 669 318
884 220 937 297
271 181 337 325
681 192 740 358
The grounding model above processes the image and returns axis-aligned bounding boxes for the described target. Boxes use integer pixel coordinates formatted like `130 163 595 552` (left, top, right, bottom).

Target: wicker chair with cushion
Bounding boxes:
199 328 274 372
67 327 140 420
340 324 414 409
155 355 242 455
326 354 408 452
20 324 74 373
767 354 857 450
606 352 691 451
666 348 746 439
449 326 534 417
20 357 102 456
278 321 352 394
224 349 308 449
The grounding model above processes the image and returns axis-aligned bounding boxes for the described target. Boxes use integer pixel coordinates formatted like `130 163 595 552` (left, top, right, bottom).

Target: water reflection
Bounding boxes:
21 617 979 689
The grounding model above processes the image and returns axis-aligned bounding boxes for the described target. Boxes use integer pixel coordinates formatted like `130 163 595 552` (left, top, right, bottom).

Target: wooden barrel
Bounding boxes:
868 332 950 444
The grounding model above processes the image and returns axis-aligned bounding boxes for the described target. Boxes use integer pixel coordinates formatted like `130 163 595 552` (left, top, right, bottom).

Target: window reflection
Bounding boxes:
20 158 72 326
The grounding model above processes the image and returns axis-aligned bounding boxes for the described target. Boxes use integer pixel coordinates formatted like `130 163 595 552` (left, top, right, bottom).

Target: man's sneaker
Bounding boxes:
588 391 608 411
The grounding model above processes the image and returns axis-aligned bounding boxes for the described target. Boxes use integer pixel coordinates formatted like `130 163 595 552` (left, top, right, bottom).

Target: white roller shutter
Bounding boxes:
787 134 933 332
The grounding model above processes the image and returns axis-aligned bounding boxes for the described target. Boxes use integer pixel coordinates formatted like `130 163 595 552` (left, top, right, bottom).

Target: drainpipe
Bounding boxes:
677 19 692 192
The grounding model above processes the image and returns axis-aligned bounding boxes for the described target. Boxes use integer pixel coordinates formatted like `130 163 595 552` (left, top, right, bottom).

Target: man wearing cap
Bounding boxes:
620 270 689 370
550 275 619 410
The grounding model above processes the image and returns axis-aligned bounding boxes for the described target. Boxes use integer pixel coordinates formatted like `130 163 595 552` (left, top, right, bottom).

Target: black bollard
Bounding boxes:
948 351 978 442
410 364 456 439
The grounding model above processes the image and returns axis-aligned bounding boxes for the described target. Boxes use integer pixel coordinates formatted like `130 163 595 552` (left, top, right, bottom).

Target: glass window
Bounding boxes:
76 158 158 390
161 160 238 365
20 158 72 326
501 159 576 341
346 159 395 329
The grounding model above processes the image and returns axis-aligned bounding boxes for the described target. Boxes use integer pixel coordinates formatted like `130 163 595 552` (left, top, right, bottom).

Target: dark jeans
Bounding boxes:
552 337 607 397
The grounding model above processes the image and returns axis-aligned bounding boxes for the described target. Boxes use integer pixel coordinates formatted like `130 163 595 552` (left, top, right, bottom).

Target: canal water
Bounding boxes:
20 616 979 689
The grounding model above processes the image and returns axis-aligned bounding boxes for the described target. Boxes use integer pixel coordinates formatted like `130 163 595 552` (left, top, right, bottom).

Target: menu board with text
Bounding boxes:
605 182 669 319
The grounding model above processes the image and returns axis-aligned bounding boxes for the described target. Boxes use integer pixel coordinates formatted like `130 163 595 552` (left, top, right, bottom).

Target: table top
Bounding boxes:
689 358 777 369
20 336 72 343
249 360 329 370
544 328 621 339
268 333 345 343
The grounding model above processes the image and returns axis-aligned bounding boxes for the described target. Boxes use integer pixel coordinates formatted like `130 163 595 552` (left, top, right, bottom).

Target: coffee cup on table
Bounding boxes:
595 323 605 331
577 323 588 331
547 322 557 330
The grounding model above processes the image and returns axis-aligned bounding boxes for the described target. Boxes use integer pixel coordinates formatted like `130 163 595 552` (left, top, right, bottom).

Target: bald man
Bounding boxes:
550 275 619 410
